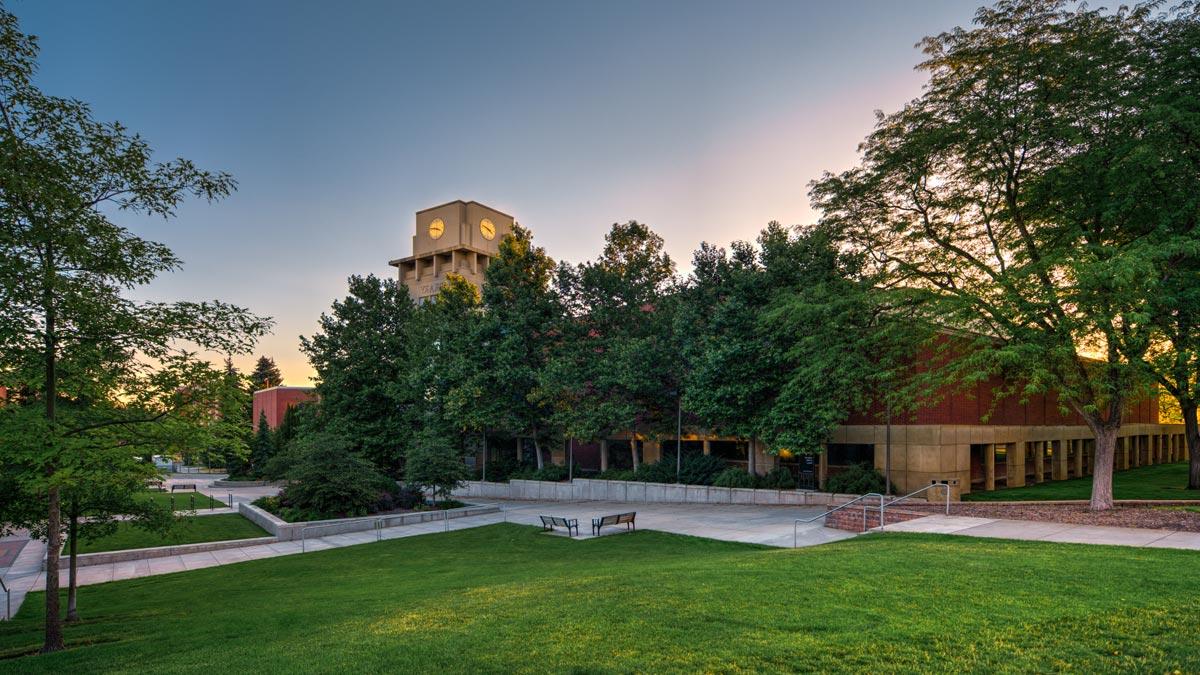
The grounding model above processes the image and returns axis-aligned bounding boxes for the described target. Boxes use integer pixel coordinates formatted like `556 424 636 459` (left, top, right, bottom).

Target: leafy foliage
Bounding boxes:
711 468 757 488
824 463 887 496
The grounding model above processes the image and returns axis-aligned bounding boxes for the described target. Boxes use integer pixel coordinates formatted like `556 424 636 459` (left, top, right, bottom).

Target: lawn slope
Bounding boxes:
1 524 1197 672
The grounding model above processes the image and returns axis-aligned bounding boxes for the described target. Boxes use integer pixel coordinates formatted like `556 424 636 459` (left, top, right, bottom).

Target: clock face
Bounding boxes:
480 218 496 240
428 218 445 240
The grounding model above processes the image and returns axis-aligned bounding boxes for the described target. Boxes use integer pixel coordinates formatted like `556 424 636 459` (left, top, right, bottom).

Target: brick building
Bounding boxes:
252 386 316 431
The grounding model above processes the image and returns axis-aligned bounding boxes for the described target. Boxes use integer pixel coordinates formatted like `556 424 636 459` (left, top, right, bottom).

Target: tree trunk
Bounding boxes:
748 438 757 476
66 513 79 623
1183 399 1200 490
43 486 64 652
1089 425 1117 511
533 436 544 470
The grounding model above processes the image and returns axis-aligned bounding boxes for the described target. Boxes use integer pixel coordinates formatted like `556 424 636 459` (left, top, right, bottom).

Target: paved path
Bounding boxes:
883 515 1200 549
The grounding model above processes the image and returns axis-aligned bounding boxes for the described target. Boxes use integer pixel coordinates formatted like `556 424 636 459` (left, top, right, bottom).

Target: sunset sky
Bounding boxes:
14 0 978 385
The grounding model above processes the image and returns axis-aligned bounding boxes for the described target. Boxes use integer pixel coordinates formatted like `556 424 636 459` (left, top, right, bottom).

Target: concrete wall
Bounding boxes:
238 501 500 541
452 479 866 507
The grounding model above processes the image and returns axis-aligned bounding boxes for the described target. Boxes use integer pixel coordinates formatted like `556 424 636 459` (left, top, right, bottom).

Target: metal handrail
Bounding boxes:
0 574 9 621
793 493 884 547
878 483 952 531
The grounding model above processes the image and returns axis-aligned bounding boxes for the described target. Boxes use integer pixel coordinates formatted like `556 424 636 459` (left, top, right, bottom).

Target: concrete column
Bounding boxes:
1119 436 1129 470
702 439 711 456
1033 442 1045 484
1008 442 1026 488
984 443 996 491
748 439 757 475
1053 440 1068 480
600 440 609 472
818 446 828 490
1073 439 1083 478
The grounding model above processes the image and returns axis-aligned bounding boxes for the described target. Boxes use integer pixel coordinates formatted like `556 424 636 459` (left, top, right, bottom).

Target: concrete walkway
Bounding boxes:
882 514 1200 550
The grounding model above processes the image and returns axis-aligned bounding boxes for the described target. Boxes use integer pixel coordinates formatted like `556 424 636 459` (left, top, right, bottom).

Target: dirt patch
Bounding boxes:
899 501 1200 532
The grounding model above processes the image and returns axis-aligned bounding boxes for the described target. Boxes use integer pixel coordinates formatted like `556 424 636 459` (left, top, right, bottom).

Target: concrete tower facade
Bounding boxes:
388 200 514 302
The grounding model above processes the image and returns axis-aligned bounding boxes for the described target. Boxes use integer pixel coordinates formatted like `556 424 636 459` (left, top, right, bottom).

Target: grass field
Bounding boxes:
3 524 1198 672
74 514 268 554
139 491 226 511
964 461 1199 501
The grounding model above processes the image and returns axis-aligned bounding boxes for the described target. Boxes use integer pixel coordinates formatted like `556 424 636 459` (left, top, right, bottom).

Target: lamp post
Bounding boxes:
885 398 892 496
675 395 683 483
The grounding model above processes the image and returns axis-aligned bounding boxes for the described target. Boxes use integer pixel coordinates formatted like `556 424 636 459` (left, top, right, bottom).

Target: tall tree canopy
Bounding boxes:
300 275 419 478
0 7 269 651
542 222 679 469
809 0 1183 509
454 224 560 469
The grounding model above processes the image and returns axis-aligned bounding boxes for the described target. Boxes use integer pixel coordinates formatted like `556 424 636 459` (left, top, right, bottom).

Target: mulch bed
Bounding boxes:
899 501 1200 532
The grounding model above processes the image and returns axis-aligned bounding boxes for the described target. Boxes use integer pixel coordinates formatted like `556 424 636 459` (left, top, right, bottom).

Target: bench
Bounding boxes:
146 480 165 492
170 483 197 492
539 515 580 537
592 512 636 536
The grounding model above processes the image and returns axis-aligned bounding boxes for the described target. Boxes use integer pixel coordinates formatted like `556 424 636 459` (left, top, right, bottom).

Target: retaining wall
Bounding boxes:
238 502 501 541
824 506 928 533
63 536 277 568
452 479 867 507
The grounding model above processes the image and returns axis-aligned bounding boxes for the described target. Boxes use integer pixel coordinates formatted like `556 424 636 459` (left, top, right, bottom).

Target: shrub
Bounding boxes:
824 462 887 495
631 459 676 483
759 466 796 490
678 454 727 485
595 469 635 481
508 463 571 482
479 453 528 483
277 431 395 521
405 431 470 503
711 467 756 488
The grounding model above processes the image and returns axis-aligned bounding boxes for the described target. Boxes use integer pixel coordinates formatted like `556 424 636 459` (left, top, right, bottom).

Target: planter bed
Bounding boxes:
239 501 501 541
903 501 1200 532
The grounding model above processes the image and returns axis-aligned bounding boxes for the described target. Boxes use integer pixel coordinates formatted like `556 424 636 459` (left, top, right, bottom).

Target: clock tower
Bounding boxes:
388 200 515 302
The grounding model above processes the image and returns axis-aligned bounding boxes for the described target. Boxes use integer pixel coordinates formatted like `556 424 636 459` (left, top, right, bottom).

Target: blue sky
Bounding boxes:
12 0 978 383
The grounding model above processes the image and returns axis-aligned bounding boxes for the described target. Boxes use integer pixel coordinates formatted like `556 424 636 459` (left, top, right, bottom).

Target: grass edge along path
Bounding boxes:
1 524 1197 672
964 461 1199 502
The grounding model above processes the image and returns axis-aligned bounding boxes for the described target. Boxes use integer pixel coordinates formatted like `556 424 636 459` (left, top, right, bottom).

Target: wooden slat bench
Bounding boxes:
592 512 636 536
170 483 197 492
539 515 580 537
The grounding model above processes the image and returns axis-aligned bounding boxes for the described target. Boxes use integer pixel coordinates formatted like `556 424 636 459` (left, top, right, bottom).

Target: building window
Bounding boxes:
827 443 874 466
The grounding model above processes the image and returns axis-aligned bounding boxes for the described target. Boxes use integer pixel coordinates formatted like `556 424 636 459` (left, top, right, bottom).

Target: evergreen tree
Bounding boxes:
300 275 420 477
249 356 283 390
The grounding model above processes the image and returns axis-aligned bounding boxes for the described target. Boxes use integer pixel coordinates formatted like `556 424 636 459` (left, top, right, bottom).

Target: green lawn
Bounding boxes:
3 525 1198 672
74 514 268 554
964 460 1200 501
138 490 226 511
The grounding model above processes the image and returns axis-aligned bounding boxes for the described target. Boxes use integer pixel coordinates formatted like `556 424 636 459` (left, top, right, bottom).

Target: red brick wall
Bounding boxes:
824 506 928 532
845 339 1161 427
252 387 316 430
